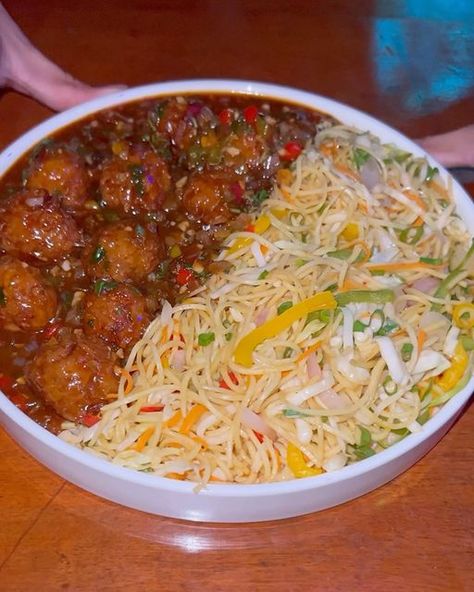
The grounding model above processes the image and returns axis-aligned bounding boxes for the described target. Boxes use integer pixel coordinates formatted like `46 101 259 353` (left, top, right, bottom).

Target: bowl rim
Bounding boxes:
0 78 473 498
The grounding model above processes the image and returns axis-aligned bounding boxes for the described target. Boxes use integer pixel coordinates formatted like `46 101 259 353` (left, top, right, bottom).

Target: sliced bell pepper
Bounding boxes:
234 291 336 367
436 341 469 391
287 442 322 478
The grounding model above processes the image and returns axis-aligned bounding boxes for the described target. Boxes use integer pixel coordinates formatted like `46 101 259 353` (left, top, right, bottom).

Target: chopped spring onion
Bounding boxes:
94 279 118 295
258 269 269 280
401 342 414 361
353 319 367 332
335 289 394 307
277 301 293 315
90 245 106 263
383 375 398 395
375 336 409 384
198 332 215 346
399 225 423 245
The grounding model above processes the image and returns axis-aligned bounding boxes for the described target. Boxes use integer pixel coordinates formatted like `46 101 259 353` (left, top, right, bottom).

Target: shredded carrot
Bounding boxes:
261 244 269 255
319 140 337 158
166 441 183 448
403 189 427 212
417 329 427 351
280 370 291 378
276 168 293 186
281 189 294 202
413 216 424 227
166 472 186 480
161 354 170 369
192 435 208 449
335 163 359 181
119 369 134 395
358 201 368 214
132 426 155 452
164 410 183 429
209 475 226 483
341 278 365 292
428 179 448 198
179 404 207 435
160 327 169 345
297 341 322 362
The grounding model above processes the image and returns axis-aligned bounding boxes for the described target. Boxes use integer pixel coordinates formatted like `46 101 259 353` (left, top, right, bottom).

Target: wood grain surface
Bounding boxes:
0 2 473 590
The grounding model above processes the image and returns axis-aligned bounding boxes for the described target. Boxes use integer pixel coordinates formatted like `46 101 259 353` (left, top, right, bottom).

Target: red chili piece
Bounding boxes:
281 141 302 161
243 105 258 124
176 267 194 286
140 405 164 413
254 431 264 443
82 413 101 427
218 371 239 389
42 320 62 341
218 109 232 125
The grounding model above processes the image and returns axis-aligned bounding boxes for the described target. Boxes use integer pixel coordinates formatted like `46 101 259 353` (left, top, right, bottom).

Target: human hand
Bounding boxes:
417 125 474 168
0 3 124 111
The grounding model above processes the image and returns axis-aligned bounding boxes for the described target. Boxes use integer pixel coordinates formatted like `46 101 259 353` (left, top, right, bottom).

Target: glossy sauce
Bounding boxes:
0 94 332 431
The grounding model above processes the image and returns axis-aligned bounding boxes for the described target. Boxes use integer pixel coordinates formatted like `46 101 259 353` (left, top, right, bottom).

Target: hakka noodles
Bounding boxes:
63 123 473 484
0 95 472 484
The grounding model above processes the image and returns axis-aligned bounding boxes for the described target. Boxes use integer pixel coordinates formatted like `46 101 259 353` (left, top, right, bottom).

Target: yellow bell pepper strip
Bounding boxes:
436 341 469 391
179 404 207 435
132 426 155 452
227 214 271 254
287 442 322 478
164 409 183 429
234 291 337 367
452 303 474 329
341 222 359 241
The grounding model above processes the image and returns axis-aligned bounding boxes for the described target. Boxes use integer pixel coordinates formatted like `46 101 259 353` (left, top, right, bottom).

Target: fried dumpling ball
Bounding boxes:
0 256 58 330
25 333 119 422
99 149 171 214
26 146 90 212
0 189 82 264
83 220 163 283
181 170 235 224
83 282 150 351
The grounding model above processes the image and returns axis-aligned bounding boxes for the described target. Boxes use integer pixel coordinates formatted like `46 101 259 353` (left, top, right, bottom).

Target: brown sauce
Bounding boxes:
0 94 333 431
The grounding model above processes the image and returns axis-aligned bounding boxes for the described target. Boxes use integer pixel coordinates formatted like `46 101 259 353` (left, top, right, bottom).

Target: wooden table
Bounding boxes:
1 2 473 590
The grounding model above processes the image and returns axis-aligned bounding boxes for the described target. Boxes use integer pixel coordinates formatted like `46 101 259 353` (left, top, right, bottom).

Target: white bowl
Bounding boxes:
0 80 473 523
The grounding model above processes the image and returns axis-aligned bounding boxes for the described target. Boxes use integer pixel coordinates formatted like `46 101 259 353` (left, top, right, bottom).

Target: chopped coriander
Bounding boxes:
153 260 169 279
258 269 269 280
277 301 293 315
90 245 106 263
222 319 232 329
250 189 269 208
353 147 370 169
198 332 215 346
295 258 308 268
224 332 233 342
283 346 293 359
94 279 118 295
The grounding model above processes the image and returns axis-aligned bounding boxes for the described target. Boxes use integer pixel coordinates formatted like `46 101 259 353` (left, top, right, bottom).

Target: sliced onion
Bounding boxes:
287 372 335 405
443 326 460 358
255 308 270 327
240 407 277 441
322 452 347 472
295 418 312 444
419 310 450 343
170 349 186 371
250 242 266 267
317 388 350 409
342 307 354 350
160 300 173 325
25 196 44 208
360 157 381 191
335 355 370 384
306 351 322 380
375 336 409 384
411 277 441 293
413 349 450 375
